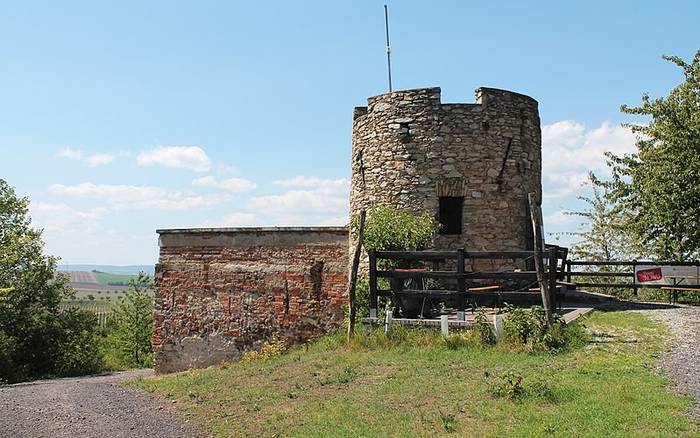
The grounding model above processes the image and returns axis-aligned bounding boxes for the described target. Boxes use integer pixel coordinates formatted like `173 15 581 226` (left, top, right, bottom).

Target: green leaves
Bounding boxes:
103 274 154 369
359 203 439 254
602 50 700 261
0 178 102 382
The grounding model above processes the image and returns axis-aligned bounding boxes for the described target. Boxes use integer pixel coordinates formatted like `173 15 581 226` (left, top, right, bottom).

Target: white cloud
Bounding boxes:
247 177 350 225
272 176 347 188
136 146 210 172
56 147 115 167
542 120 637 199
48 182 228 211
192 175 257 192
30 202 107 228
86 153 115 166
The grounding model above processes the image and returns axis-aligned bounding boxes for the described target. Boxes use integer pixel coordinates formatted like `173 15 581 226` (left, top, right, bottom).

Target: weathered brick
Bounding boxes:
153 227 348 373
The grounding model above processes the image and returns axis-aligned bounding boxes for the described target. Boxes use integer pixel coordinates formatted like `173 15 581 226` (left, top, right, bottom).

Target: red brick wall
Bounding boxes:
153 228 348 373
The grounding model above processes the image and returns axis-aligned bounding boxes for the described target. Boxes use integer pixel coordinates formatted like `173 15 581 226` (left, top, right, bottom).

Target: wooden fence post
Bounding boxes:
528 192 553 327
369 250 378 319
548 246 558 311
347 210 366 341
457 248 466 321
632 259 638 300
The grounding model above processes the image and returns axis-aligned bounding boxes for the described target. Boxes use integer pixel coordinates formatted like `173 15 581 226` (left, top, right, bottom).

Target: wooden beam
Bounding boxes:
347 210 366 341
528 192 553 327
374 250 538 260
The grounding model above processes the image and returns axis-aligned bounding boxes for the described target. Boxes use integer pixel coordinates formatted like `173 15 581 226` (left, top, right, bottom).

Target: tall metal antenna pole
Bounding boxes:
384 4 392 92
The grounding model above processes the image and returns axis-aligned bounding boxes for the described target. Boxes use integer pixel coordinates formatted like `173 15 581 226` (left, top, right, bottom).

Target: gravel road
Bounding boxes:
639 305 700 421
0 370 202 438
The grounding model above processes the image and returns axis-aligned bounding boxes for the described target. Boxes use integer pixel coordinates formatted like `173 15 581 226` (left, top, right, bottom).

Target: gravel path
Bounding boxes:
638 305 700 421
0 370 203 438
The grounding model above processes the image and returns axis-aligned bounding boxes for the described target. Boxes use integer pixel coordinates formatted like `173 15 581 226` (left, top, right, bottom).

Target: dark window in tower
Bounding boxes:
438 197 464 235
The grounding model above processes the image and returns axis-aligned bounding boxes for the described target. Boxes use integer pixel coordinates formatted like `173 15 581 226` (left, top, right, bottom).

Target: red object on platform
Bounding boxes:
636 267 663 282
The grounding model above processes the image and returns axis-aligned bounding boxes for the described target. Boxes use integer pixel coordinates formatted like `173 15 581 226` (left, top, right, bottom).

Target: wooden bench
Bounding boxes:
661 286 700 304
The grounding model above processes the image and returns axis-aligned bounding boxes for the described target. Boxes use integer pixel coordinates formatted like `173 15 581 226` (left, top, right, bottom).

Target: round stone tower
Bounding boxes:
350 87 541 254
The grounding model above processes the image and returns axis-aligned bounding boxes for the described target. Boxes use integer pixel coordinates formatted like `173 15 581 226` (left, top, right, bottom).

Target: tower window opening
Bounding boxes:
438 197 464 235
398 122 411 143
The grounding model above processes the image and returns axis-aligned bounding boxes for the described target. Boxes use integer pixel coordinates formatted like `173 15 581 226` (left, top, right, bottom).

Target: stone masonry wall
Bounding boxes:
351 87 541 269
153 227 348 373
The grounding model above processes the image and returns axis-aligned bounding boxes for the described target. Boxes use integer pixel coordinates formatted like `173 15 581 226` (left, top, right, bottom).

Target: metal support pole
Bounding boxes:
383 5 393 92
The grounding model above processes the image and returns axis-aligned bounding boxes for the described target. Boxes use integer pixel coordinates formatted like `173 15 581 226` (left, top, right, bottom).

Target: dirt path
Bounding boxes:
0 370 202 438
638 306 700 421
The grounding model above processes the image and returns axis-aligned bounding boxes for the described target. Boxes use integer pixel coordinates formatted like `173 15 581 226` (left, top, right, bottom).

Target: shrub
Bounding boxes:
53 308 104 377
473 308 496 346
359 204 439 269
501 305 587 352
102 273 154 369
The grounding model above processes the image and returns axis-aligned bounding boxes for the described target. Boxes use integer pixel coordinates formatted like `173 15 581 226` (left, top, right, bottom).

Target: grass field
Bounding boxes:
93 271 138 285
126 312 698 437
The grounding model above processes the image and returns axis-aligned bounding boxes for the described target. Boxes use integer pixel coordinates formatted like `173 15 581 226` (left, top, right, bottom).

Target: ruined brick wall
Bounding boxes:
153 227 348 373
351 87 541 267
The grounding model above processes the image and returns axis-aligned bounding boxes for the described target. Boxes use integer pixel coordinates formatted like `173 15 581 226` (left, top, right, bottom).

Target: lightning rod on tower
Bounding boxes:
384 4 392 92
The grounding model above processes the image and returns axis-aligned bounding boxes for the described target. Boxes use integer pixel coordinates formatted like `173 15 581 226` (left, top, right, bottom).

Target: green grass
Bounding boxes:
125 312 699 437
93 271 137 285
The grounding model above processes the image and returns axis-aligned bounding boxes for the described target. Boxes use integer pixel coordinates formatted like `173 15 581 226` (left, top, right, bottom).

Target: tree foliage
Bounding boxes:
360 203 439 262
563 174 636 262
0 178 102 383
353 204 439 316
603 51 700 261
103 273 154 369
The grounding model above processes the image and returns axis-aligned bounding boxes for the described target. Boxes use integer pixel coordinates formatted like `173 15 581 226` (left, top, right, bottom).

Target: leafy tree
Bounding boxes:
603 51 700 261
104 273 154 369
353 204 439 317
0 178 102 382
562 174 637 262
556 175 638 298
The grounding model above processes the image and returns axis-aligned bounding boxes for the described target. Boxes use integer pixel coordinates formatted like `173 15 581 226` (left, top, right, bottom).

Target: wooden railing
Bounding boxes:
564 260 700 301
368 246 568 321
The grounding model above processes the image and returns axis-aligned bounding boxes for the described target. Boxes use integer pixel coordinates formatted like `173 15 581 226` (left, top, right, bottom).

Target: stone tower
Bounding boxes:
350 87 541 255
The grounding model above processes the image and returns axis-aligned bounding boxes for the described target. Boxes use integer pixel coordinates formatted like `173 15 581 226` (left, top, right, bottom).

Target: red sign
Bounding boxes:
636 267 663 283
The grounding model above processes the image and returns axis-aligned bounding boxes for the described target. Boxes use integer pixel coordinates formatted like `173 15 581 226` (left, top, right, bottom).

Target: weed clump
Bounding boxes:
442 310 495 350
486 370 557 402
501 305 587 352
241 338 287 363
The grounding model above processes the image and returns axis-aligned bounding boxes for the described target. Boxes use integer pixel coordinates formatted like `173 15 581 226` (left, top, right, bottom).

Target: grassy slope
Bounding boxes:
126 312 699 437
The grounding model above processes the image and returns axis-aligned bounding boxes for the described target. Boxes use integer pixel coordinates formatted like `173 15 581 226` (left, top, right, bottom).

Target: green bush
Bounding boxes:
53 309 104 377
359 204 439 269
102 274 154 369
501 305 587 353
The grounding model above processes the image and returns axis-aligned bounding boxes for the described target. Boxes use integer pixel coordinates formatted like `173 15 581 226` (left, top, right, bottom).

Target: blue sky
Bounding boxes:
1 1 698 265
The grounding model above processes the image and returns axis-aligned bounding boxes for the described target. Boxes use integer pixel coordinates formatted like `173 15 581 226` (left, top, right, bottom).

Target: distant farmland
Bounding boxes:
61 270 152 302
